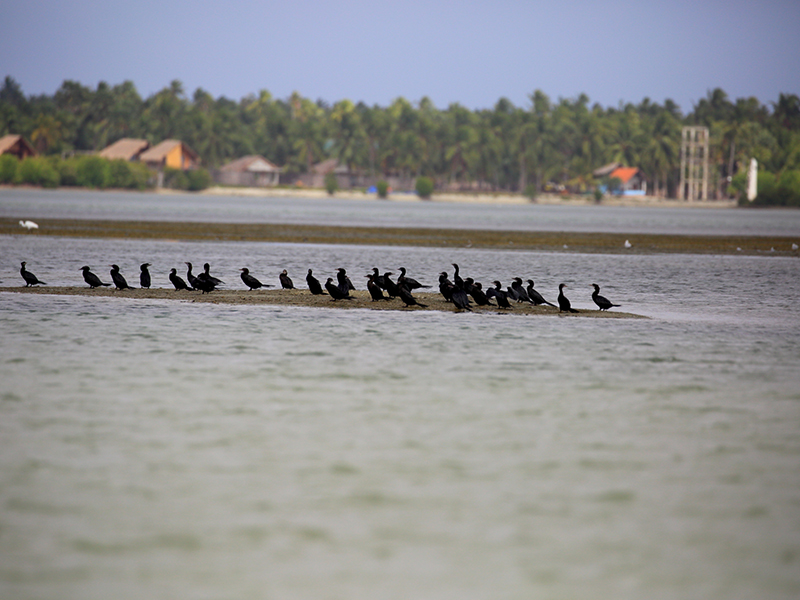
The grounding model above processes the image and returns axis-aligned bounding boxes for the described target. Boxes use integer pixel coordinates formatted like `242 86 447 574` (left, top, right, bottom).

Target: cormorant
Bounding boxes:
382 272 402 298
450 280 472 311
592 283 621 311
169 268 191 290
438 272 454 302
110 264 134 290
452 263 464 288
397 284 427 308
526 280 557 307
465 277 493 306
81 266 110 288
397 267 429 290
185 262 199 290
198 263 224 287
306 269 326 295
336 268 353 295
279 269 294 289
139 263 152 289
558 283 579 313
20 262 46 287
240 268 270 290
371 267 387 290
365 272 387 300
486 281 512 308
511 278 534 303
325 277 351 300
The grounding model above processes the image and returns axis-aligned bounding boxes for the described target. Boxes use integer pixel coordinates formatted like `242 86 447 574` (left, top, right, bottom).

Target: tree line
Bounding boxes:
1 76 799 202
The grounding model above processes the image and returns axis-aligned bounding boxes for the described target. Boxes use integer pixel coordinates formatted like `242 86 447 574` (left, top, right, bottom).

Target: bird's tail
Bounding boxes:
101 283 111 287
569 308 579 313
545 301 557 307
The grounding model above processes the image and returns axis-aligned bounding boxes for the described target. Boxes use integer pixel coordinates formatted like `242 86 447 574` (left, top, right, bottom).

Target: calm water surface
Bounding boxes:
1 208 800 599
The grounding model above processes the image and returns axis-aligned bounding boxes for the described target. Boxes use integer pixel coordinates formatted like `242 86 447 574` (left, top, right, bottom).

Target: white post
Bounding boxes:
747 158 758 201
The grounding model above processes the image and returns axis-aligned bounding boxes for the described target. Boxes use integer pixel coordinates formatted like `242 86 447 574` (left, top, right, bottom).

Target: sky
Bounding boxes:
1 0 798 114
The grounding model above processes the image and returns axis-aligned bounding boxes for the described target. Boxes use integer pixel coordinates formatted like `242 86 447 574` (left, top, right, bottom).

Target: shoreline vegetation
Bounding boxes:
1 286 647 319
1 216 796 256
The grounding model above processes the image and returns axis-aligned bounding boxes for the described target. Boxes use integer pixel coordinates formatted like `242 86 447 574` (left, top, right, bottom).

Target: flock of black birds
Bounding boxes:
18 260 622 313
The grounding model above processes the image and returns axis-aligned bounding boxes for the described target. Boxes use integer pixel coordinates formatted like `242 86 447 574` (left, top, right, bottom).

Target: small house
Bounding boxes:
139 140 200 171
216 155 280 187
608 166 647 195
97 138 150 161
0 134 36 159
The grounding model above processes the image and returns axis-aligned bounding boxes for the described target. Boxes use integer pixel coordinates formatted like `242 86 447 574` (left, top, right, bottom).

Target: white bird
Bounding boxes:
624 239 632 249
792 243 798 251
19 220 39 231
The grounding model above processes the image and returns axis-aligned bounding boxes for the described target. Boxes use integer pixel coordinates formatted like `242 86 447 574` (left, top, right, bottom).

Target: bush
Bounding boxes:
76 155 111 188
186 168 212 191
376 180 389 199
524 183 538 201
18 157 60 188
0 154 18 183
593 188 603 203
163 167 188 190
325 172 338 195
415 176 434 199
58 158 79 186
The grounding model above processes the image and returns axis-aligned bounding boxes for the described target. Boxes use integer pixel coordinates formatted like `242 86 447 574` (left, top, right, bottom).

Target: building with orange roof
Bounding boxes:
608 166 647 195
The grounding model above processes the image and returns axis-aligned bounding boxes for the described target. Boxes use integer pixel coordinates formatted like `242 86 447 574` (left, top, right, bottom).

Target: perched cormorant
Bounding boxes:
197 263 224 287
306 269 326 295
438 272 454 302
279 269 294 289
397 267 429 290
511 278 534 303
451 263 464 288
371 267 387 290
450 280 472 311
526 280 557 307
81 266 110 288
185 262 199 290
591 283 620 311
139 263 152 289
20 262 46 287
240 268 270 290
365 272 387 301
486 281 512 308
169 268 191 290
397 284 427 308
465 277 493 306
558 283 579 313
336 268 353 296
325 277 351 300
110 264 134 290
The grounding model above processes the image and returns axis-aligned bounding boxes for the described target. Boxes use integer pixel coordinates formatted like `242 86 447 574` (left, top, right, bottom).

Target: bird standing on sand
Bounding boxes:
336 268 354 296
557 284 579 313
397 267 429 290
397 285 427 308
185 262 199 290
81 266 110 288
306 269 326 295
240 268 270 290
169 268 191 290
198 263 224 287
325 277 351 300
438 272 454 302
449 280 472 312
526 280 557 307
591 283 620 311
139 263 152 289
20 262 46 287
365 272 387 301
487 281 512 309
511 278 533 303
279 269 294 289
19 220 38 231
110 264 134 290
381 272 402 298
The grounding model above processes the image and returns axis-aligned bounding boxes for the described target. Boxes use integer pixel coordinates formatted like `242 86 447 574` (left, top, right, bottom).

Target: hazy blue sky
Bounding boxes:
2 0 798 113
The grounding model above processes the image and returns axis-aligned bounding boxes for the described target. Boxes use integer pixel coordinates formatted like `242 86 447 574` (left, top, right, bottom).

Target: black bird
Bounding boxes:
20 261 46 287
371 267 387 290
558 283 579 313
397 267 429 290
110 264 134 290
438 272 454 302
397 284 427 308
592 283 621 311
279 269 294 289
198 263 224 287
511 278 534 303
81 266 110 288
452 263 464 288
465 277 493 306
325 277 351 300
185 262 199 289
306 269 326 295
169 268 191 290
526 280 557 307
240 268 270 290
450 280 472 312
336 268 354 295
487 281 512 308
365 273 387 301
139 263 152 289
382 272 402 298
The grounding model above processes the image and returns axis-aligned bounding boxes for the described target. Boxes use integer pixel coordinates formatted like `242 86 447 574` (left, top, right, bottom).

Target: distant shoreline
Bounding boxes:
1 217 796 256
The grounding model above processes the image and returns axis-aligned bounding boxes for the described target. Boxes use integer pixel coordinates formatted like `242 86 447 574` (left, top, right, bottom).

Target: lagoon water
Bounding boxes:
1 191 800 599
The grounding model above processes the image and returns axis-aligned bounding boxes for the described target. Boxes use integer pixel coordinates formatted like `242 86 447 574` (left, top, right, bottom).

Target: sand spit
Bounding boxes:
1 218 797 255
3 286 646 318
